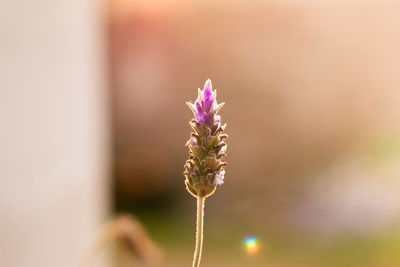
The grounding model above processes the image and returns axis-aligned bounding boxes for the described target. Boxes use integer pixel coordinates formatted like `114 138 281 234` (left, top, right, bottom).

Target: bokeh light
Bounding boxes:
244 236 259 255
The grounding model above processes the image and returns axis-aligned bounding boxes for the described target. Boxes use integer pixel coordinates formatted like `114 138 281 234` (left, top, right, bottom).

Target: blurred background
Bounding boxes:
1 0 400 266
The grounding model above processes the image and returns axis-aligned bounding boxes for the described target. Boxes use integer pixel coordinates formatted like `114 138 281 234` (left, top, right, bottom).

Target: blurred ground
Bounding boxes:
133 210 400 267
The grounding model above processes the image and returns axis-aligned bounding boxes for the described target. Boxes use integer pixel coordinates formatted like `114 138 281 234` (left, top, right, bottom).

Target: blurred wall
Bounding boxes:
0 0 109 267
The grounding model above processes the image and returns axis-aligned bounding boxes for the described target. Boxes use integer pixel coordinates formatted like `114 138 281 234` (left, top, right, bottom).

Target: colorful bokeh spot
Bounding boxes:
244 236 259 254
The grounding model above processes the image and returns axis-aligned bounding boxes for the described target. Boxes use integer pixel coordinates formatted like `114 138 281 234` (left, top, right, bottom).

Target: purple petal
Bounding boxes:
214 169 225 185
204 79 213 98
203 79 214 112
197 88 203 103
203 96 214 113
195 112 207 123
195 101 203 114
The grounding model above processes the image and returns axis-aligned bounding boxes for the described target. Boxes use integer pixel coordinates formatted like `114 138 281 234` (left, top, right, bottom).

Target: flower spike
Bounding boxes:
184 79 228 198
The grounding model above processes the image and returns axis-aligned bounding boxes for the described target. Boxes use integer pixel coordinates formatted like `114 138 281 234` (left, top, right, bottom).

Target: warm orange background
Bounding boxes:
2 0 400 266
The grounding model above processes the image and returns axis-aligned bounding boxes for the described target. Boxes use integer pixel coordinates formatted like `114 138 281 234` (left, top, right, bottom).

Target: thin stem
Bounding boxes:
192 197 205 267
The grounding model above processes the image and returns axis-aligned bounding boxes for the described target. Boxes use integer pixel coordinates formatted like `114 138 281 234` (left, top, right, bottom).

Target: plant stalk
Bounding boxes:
192 197 205 267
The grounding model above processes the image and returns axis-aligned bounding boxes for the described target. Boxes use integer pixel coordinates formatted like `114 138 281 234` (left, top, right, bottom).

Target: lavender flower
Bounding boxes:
184 79 228 267
184 79 228 198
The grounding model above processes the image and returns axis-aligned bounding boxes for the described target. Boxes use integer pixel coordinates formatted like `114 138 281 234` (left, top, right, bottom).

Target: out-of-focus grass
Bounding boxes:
129 210 400 267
